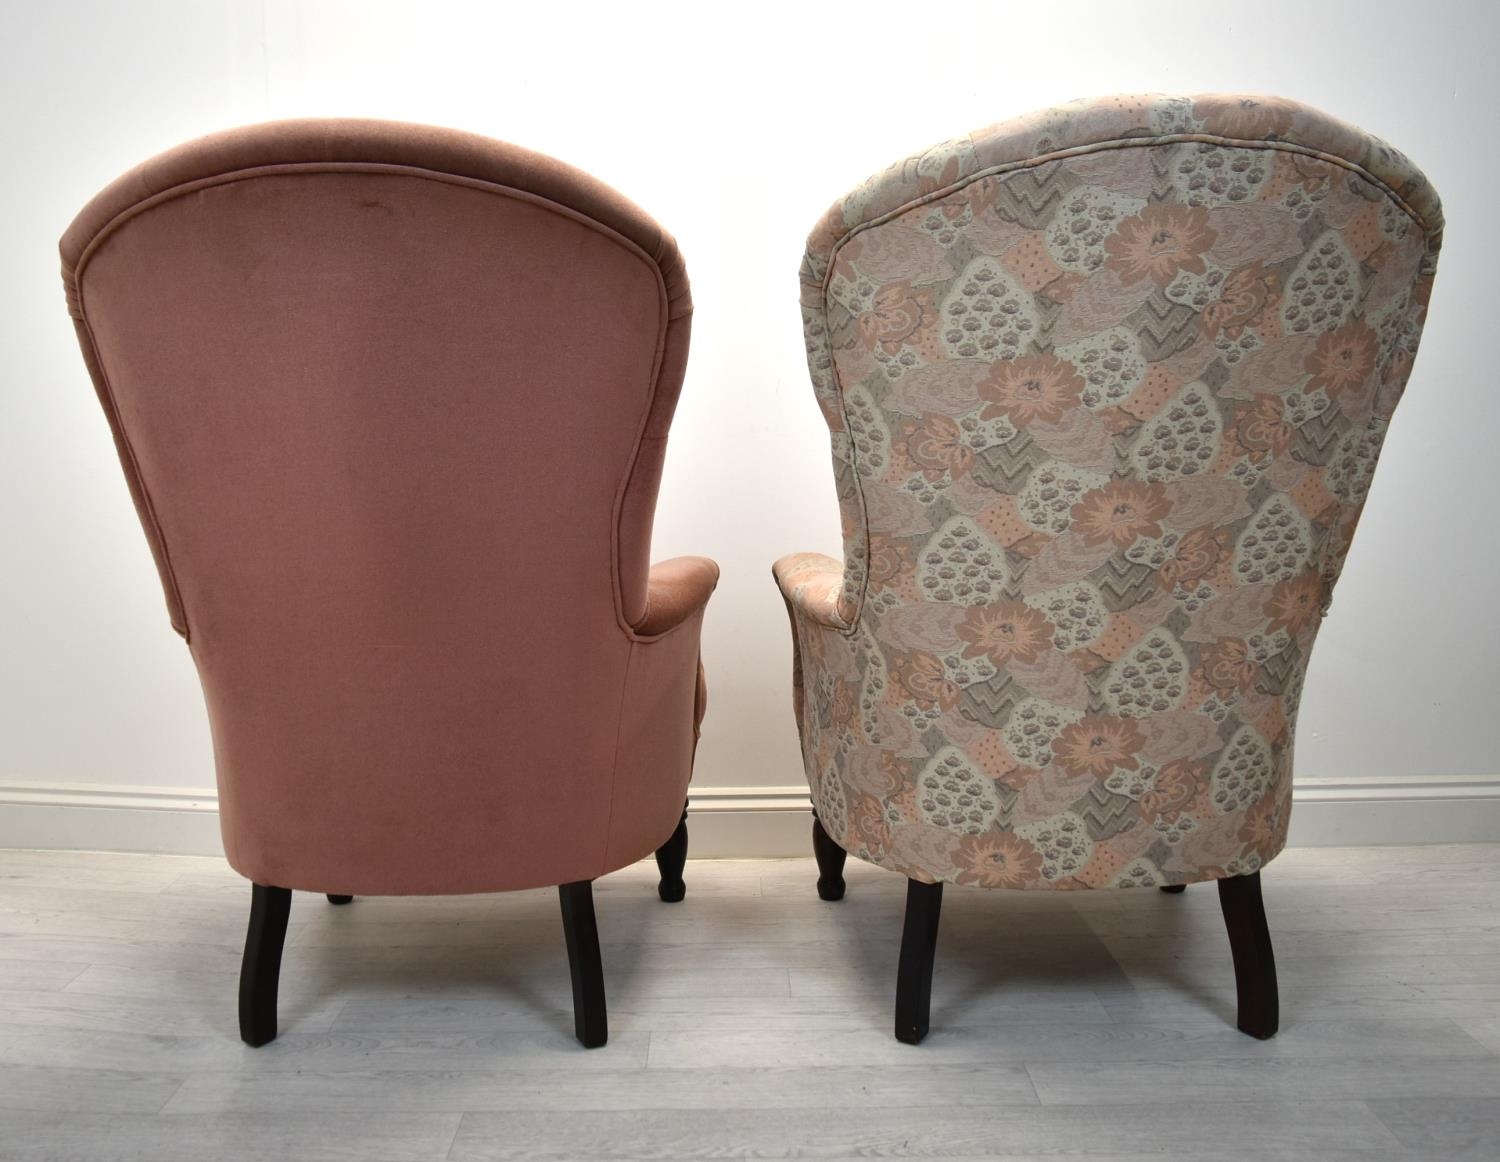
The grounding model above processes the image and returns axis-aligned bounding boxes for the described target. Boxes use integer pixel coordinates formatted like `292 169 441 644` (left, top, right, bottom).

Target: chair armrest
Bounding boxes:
633 556 720 637
773 552 852 632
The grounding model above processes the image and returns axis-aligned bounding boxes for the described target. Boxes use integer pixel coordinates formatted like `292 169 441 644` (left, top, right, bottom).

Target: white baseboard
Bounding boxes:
1286 776 1500 846
0 782 223 857
1 777 1497 859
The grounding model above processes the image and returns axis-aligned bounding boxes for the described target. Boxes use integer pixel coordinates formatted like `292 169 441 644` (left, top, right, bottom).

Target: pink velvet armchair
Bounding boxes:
60 120 717 1048
775 94 1442 1042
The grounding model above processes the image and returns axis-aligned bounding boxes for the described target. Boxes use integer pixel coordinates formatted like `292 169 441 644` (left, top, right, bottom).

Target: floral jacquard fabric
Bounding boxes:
775 94 1442 890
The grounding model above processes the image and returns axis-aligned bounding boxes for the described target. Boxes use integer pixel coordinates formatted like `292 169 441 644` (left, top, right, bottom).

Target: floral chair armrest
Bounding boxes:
773 552 852 633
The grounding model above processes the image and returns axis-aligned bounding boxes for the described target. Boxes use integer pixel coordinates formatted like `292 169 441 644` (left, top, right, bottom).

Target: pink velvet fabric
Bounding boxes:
61 120 715 895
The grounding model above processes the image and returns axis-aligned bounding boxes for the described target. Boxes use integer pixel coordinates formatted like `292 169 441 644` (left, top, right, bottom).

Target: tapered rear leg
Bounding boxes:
326 894 353 905
894 878 943 1045
1218 871 1279 1039
238 883 292 1047
1159 884 1187 894
811 811 848 901
655 802 689 903
558 880 607 1048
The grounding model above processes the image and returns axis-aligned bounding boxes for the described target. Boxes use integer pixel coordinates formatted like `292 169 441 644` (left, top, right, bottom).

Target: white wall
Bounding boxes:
2 0 1497 845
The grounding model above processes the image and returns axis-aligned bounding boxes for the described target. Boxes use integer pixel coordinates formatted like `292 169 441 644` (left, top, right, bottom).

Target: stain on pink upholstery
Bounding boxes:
62 120 715 895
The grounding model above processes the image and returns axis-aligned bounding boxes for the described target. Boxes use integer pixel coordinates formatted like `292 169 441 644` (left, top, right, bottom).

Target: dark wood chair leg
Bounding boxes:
558 880 607 1048
1218 871 1279 1040
238 883 291 1047
326 894 353 905
1160 884 1187 894
654 802 689 903
894 878 943 1045
812 811 847 902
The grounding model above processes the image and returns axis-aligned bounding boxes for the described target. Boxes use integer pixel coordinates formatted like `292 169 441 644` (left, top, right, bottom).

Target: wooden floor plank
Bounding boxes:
0 1024 651 1075
0 987 343 1038
0 1110 461 1161
0 1063 184 1113
161 1061 1040 1114
1371 1096 1500 1152
1026 1054 1500 1105
1461 1016 1500 1054
0 957 88 993
645 1016 1489 1070
448 1101 1398 1159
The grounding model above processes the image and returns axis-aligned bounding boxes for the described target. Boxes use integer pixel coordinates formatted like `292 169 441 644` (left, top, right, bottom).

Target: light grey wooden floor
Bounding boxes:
2 845 1499 1160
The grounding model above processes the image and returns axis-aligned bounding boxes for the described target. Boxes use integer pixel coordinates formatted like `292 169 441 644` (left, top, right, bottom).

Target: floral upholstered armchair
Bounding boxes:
774 94 1442 1042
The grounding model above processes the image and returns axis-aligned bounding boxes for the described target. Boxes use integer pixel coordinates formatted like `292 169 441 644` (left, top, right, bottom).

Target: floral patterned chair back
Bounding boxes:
775 94 1442 897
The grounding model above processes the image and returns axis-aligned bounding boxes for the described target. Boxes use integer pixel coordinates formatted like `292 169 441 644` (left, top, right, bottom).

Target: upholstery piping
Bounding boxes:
810 132 1445 637
66 160 684 645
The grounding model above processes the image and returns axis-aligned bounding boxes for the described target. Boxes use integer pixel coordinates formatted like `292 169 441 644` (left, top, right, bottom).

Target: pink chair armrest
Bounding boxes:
634 556 719 637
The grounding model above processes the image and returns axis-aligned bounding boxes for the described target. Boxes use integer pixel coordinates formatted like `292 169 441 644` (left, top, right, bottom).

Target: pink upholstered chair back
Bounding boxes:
779 95 1442 889
61 121 696 895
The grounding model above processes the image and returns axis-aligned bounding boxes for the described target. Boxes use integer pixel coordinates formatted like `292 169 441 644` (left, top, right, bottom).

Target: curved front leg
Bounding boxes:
238 883 291 1047
558 880 607 1048
1218 871 1279 1039
894 879 943 1045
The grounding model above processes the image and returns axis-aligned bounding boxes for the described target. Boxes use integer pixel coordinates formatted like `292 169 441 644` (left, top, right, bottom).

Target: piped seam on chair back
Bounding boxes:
807 131 1443 637
64 160 682 644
